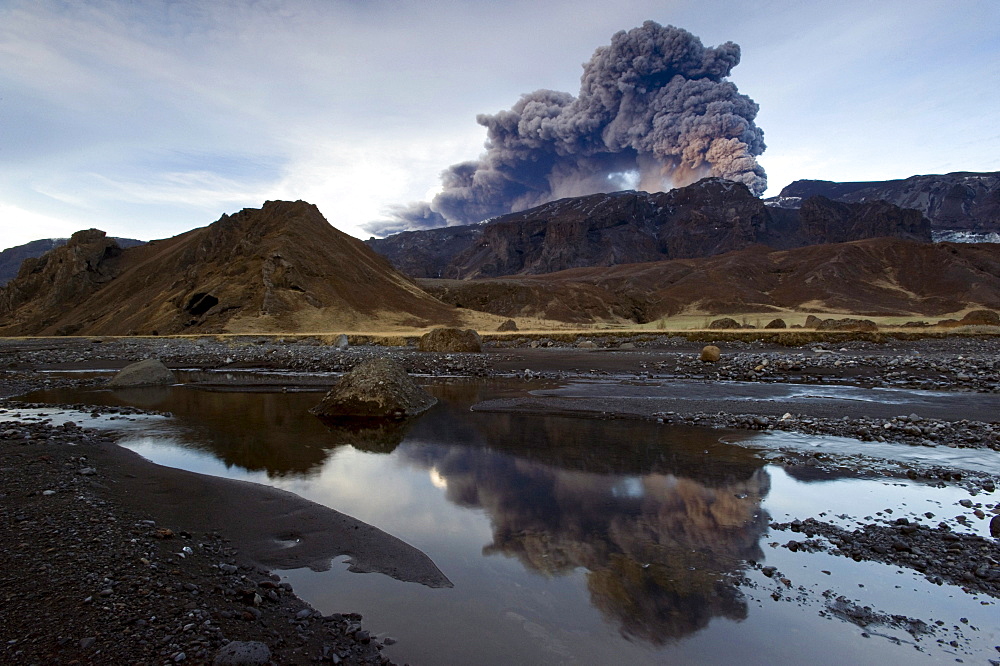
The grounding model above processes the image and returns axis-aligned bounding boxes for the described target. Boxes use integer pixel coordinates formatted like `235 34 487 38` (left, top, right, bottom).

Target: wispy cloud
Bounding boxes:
0 0 998 250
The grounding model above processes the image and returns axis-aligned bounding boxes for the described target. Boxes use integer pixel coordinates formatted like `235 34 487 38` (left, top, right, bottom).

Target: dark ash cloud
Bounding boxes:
368 21 766 236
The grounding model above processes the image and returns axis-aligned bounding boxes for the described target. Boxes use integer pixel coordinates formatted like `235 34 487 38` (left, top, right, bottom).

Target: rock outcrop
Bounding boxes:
418 328 483 353
310 358 437 420
0 236 144 286
368 178 932 279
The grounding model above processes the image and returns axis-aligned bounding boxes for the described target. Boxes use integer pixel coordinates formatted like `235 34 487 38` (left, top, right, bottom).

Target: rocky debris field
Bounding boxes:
0 417 392 665
769 515 1000 598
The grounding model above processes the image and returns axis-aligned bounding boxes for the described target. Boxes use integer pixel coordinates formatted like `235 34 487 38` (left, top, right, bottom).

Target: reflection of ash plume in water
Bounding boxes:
404 438 770 644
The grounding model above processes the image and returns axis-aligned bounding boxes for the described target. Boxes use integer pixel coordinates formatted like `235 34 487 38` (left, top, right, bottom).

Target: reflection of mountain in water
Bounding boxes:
401 411 770 645
21 385 414 477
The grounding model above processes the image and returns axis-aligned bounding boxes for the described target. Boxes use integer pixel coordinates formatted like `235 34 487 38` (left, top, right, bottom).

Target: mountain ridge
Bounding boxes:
367 178 931 279
770 171 1000 234
0 201 460 336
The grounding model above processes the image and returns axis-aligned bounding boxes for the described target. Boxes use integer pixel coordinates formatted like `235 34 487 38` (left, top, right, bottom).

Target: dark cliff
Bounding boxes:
0 236 144 286
367 178 931 279
772 171 1000 234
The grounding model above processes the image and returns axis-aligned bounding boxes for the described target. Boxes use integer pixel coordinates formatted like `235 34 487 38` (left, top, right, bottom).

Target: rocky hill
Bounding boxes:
367 178 930 279
0 236 144 286
770 171 1000 237
0 201 460 336
419 237 1000 324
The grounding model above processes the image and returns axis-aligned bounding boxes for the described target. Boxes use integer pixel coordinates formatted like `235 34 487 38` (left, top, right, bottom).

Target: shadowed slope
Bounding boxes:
420 238 1000 323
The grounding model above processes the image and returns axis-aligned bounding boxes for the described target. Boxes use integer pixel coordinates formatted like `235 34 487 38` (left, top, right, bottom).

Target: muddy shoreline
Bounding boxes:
2 334 999 663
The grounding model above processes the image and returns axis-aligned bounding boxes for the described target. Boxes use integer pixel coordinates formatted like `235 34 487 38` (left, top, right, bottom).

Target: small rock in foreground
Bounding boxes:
700 345 721 363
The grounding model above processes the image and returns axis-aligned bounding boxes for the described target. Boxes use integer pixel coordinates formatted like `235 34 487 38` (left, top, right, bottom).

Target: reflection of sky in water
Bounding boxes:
14 382 1000 664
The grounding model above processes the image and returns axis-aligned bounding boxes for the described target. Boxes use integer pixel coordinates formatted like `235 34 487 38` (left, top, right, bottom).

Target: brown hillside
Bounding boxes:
0 201 460 336
420 238 1000 324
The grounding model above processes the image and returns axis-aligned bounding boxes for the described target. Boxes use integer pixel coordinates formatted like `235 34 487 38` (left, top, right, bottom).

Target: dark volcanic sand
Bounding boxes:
1 334 999 664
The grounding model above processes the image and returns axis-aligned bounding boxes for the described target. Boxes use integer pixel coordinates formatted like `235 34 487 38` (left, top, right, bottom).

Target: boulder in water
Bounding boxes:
310 357 436 420
107 359 175 387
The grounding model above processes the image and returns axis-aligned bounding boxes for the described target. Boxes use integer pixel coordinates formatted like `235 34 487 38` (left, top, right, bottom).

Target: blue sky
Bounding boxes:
1 0 997 250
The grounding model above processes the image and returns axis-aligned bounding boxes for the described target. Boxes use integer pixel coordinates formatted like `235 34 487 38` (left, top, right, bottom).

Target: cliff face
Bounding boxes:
772 171 1000 234
0 236 144 286
0 230 126 334
367 178 931 279
0 201 459 336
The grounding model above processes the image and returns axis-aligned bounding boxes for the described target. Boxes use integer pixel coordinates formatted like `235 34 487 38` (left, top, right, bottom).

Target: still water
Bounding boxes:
19 377 999 664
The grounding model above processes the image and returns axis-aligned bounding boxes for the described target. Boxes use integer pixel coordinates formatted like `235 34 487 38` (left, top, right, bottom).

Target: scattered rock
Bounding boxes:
212 640 271 665
310 357 437 420
107 358 175 387
699 345 721 363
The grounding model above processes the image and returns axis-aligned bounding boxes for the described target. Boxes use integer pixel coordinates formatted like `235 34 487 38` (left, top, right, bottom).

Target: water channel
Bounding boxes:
16 373 1000 664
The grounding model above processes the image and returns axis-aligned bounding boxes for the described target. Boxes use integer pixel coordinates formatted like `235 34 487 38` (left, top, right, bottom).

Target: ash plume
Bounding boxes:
369 21 765 235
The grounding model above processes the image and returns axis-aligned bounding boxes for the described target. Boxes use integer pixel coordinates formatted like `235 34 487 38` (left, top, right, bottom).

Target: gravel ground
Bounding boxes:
0 419 393 665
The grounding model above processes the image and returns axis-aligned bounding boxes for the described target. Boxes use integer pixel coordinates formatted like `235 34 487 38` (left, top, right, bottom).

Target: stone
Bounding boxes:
333 334 349 350
213 641 271 665
956 309 1000 326
107 358 175 387
815 317 878 332
577 340 597 349
990 515 1000 538
497 319 518 332
708 317 741 330
699 345 721 363
418 327 482 353
310 357 437 420
764 318 787 329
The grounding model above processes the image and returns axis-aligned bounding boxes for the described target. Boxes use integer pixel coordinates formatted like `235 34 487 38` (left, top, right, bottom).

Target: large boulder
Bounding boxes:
497 319 518 332
815 317 878 332
418 327 482 352
764 318 787 329
950 309 1000 327
310 357 437 420
107 359 175 387
708 318 741 330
